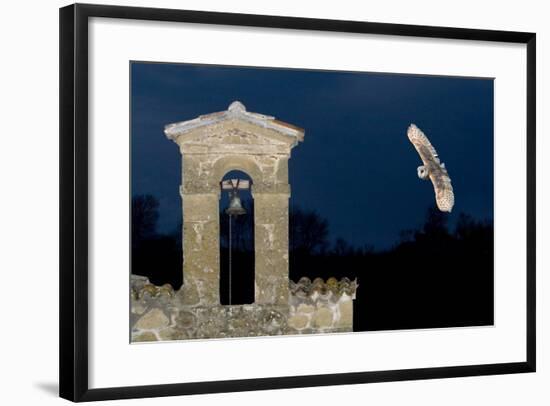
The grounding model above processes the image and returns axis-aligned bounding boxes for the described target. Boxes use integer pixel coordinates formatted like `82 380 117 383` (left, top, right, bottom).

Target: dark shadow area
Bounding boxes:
289 206 494 331
131 194 182 289
132 193 493 332
219 170 255 305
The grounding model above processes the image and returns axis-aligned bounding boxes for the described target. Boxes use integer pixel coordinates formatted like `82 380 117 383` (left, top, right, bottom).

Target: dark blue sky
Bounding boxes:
131 62 493 249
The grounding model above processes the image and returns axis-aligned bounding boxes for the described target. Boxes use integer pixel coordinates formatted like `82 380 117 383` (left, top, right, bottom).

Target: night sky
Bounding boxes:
131 62 493 249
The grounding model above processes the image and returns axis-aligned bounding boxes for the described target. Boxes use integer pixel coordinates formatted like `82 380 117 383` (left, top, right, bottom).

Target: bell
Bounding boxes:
225 191 246 216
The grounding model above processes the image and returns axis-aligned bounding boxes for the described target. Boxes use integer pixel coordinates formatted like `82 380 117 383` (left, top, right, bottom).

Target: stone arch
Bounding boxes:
130 101 359 341
212 155 264 185
164 101 304 306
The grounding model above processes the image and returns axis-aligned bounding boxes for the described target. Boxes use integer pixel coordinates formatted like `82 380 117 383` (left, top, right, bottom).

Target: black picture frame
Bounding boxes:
59 3 536 402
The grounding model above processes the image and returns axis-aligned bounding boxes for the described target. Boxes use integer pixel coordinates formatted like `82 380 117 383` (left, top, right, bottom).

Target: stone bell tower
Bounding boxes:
164 101 304 306
130 102 357 342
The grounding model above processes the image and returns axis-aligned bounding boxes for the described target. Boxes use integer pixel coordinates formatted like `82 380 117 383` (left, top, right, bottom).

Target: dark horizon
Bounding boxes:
132 191 494 330
131 62 493 249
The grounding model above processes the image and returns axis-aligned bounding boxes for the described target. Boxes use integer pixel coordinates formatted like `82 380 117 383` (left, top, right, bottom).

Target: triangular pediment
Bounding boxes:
172 121 292 147
164 101 304 148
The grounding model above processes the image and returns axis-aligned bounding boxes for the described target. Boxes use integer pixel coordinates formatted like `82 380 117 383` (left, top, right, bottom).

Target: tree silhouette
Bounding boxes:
287 205 493 332
289 206 329 255
132 194 160 245
130 197 494 332
421 205 450 237
332 238 353 256
131 194 182 289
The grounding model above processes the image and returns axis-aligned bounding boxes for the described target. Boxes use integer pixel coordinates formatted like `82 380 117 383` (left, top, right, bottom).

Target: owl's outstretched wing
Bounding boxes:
429 166 454 212
407 124 454 212
407 124 439 167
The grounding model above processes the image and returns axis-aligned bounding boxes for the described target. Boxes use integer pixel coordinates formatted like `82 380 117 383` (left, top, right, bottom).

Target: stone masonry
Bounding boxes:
131 102 358 341
131 275 357 341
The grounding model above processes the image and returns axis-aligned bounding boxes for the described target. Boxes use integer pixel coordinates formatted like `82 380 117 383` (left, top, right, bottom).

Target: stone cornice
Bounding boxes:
165 101 305 145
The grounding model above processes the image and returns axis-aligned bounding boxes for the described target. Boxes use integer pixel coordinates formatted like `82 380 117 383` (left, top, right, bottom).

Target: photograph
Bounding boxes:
129 62 494 342
53 2 537 401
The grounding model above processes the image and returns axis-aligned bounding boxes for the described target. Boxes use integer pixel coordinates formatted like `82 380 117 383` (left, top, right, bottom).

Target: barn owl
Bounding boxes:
407 124 454 212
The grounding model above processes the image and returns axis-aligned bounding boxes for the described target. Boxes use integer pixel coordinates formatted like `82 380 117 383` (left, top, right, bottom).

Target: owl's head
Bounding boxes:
417 165 429 180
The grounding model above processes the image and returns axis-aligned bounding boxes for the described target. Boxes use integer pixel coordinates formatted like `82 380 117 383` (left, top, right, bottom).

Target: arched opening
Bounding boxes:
219 170 255 305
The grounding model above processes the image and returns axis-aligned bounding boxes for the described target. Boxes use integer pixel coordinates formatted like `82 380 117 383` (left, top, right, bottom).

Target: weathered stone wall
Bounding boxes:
287 277 356 333
130 103 359 343
131 275 357 342
164 101 304 307
253 192 290 305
